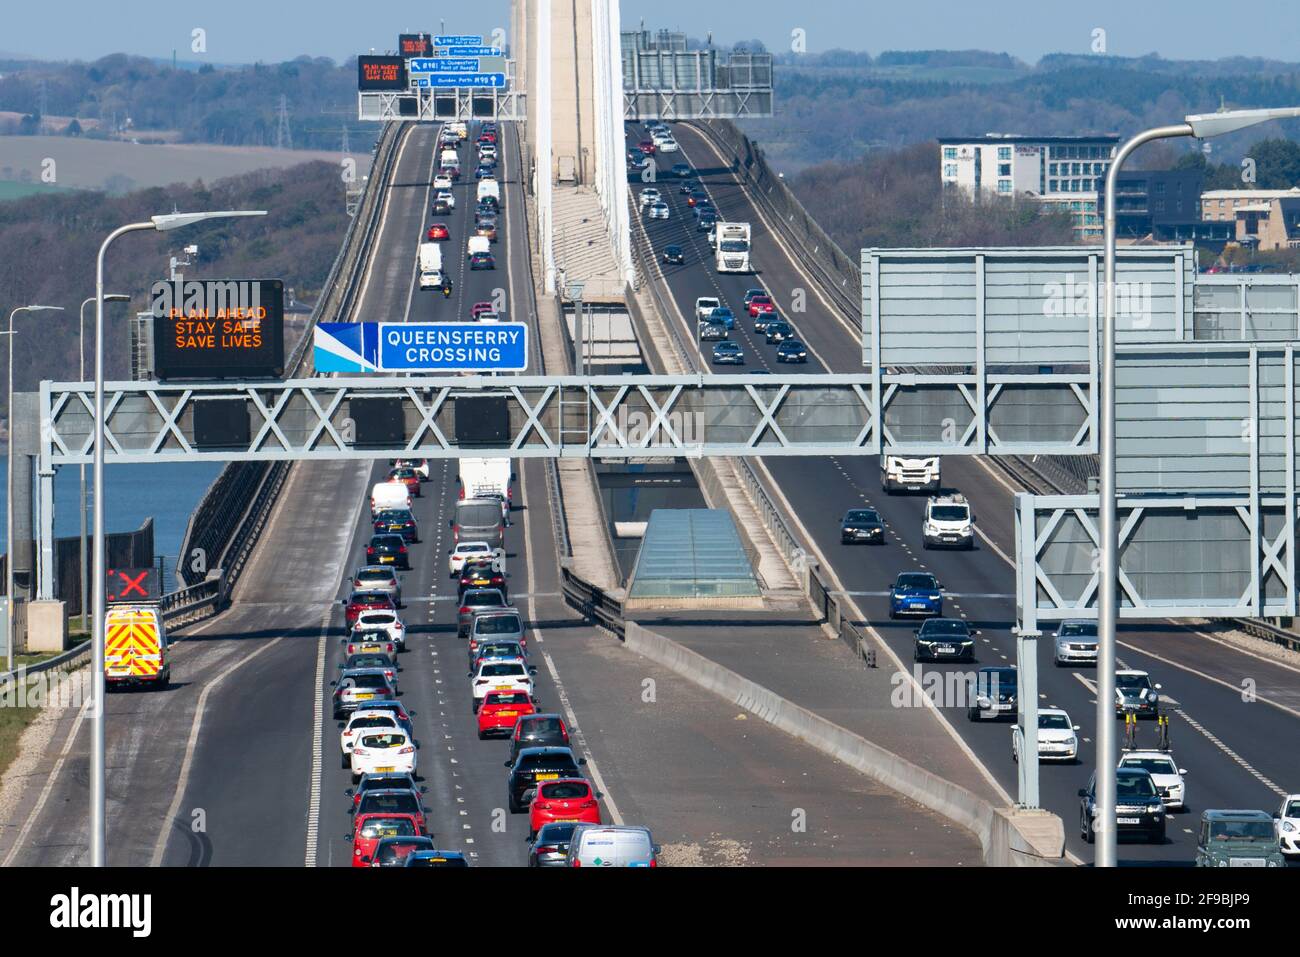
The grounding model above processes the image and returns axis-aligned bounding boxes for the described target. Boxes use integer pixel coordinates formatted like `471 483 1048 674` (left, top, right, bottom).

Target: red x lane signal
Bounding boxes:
106 567 160 603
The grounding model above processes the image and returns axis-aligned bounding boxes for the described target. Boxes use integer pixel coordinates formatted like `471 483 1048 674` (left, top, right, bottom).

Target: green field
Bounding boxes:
0 180 76 201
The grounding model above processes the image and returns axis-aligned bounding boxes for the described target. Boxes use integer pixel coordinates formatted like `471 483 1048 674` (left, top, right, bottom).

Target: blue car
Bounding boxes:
708 307 735 330
888 572 943 619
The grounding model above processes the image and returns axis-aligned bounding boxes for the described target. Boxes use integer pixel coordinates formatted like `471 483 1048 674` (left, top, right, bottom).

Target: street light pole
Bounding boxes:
1096 105 1300 868
6 305 63 673
90 209 265 867
77 295 128 635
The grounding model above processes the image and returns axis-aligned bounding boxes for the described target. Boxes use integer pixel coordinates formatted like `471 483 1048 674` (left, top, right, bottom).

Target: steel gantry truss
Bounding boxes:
41 374 887 466
357 87 528 122
1015 490 1299 624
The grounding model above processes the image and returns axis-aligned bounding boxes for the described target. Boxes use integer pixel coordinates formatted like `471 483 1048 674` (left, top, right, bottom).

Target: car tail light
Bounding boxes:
399 545 407 553
366 547 375 556
459 606 470 615
398 746 414 755
572 859 581 867
353 747 368 756
536 802 551 811
648 859 657 868
536 845 556 854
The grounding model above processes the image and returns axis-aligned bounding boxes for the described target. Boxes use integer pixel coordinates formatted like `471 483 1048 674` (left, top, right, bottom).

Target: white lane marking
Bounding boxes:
303 631 328 866
149 634 287 866
1174 708 1285 796
400 123 443 325
750 457 1013 806
518 462 623 825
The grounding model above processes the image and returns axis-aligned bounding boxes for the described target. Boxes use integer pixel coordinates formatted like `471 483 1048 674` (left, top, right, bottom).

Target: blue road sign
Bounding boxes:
409 57 480 73
446 46 502 56
414 73 506 88
314 322 528 372
434 34 482 46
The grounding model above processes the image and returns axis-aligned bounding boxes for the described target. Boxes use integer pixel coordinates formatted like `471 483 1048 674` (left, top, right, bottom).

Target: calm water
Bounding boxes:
0 458 222 563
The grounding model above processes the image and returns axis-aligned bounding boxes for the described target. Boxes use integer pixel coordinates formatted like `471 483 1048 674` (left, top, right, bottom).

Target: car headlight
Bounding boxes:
960 527 972 535
1282 821 1296 833
1218 859 1229 867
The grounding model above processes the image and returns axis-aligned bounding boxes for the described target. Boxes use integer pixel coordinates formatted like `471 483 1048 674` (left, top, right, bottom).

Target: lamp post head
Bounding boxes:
1184 107 1300 139
150 210 267 231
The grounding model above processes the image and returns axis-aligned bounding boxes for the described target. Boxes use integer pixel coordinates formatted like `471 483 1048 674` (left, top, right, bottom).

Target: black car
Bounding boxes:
528 821 579 867
840 508 884 545
509 713 571 762
662 244 684 265
505 746 586 814
347 772 424 811
373 508 419 543
1079 769 1166 844
670 162 692 178
913 617 976 663
680 179 699 194
765 321 794 343
366 533 409 570
692 200 714 218
433 200 452 216
458 560 508 601
966 666 1017 721
775 339 808 363
697 214 717 232
355 788 426 826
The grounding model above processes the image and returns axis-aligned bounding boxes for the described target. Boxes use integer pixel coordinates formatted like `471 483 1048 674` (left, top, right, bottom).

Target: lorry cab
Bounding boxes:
104 604 170 689
881 455 940 494
922 493 974 550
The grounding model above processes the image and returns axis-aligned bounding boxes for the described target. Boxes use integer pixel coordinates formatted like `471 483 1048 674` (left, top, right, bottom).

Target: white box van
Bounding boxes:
417 242 443 290
439 149 460 176
476 178 500 205
565 825 660 867
371 481 412 515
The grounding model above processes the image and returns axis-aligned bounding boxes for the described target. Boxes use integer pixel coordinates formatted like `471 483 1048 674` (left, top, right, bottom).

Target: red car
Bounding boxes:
470 301 496 319
748 296 775 317
477 691 536 739
344 591 396 628
427 223 449 241
478 132 496 145
352 813 426 868
388 467 422 497
638 139 656 155
528 779 602 837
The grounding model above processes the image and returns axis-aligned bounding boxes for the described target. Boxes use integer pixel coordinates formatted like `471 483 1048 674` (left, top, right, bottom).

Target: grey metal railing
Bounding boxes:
560 560 625 637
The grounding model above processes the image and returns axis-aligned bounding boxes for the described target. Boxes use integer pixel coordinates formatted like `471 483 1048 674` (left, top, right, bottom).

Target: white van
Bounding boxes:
476 178 500 204
565 825 660 868
371 481 412 515
439 149 460 177
417 242 443 290
467 235 491 260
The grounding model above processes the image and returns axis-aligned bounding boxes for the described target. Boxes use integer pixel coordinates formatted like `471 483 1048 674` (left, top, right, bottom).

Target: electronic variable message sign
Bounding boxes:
105 567 161 603
358 55 408 91
398 33 433 57
151 279 285 380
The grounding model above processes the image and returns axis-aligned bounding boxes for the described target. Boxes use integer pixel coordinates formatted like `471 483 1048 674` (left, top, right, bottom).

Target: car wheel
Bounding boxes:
1152 824 1166 844
1012 748 1018 764
477 730 486 740
966 708 978 721
341 752 350 769
1083 814 1094 844
472 701 480 714
508 795 522 814
1054 658 1064 667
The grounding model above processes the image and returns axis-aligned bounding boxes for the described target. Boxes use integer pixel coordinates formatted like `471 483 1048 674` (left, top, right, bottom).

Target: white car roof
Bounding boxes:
1116 669 1149 677
1038 707 1070 717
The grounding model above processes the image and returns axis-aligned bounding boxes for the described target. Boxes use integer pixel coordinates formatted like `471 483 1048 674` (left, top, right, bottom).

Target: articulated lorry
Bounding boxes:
715 222 752 273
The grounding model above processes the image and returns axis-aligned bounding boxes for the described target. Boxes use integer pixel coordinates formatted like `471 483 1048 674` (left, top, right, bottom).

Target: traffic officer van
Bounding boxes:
104 604 171 689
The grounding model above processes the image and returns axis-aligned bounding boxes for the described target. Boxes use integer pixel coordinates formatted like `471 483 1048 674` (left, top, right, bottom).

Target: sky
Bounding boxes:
3 0 1300 65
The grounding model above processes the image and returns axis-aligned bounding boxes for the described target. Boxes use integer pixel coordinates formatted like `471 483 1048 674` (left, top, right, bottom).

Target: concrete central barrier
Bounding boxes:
624 621 1066 867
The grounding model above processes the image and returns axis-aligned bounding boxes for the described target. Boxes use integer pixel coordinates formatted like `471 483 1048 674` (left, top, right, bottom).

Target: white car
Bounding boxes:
1118 750 1187 810
340 710 401 763
694 296 721 322
349 728 417 782
648 202 670 220
470 659 533 712
639 187 661 207
656 138 679 153
448 541 500 577
1276 794 1300 858
434 190 456 210
479 144 497 161
354 609 406 650
434 173 454 190
1011 707 1079 763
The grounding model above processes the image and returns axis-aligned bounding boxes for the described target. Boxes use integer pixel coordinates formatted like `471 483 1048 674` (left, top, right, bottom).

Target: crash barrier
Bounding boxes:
559 561 625 638
166 121 408 625
624 620 1064 866
684 119 860 321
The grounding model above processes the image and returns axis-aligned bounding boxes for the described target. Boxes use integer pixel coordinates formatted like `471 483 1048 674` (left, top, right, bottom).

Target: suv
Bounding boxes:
1195 810 1286 867
888 572 943 619
504 746 586 814
922 493 974 550
1052 619 1098 666
913 617 975 662
1078 768 1166 844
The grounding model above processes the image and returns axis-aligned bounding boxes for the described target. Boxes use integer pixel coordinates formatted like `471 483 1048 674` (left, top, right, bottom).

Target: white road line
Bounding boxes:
400 123 443 325
1174 708 1285 796
149 634 287 866
518 462 623 825
303 631 328 866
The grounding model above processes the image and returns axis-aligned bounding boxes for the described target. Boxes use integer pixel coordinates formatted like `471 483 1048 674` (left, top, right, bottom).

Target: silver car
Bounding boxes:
528 822 579 867
457 588 508 637
1053 619 1098 666
351 565 402 607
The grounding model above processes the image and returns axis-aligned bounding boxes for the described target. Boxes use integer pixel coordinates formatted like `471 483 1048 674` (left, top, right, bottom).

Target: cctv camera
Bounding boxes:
184 244 198 256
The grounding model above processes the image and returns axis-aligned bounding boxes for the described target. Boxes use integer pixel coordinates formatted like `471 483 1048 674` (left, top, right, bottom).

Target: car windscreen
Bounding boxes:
358 613 395 625
519 753 578 772
1121 758 1176 775
374 510 412 522
520 717 565 737
357 570 395 582
371 536 403 549
719 240 748 251
358 792 419 815
345 673 391 689
896 575 936 590
1060 622 1097 637
1209 820 1274 841
349 716 397 731
1116 775 1157 799
845 511 879 523
360 818 417 839
463 591 505 607
359 733 405 749
457 544 491 555
457 504 501 527
537 822 578 842
476 615 522 635
1116 675 1151 691
921 620 967 635
975 669 1016 694
375 838 433 861
481 663 526 677
485 692 531 705
1039 714 1072 730
929 506 969 521
347 656 389 670
540 782 589 800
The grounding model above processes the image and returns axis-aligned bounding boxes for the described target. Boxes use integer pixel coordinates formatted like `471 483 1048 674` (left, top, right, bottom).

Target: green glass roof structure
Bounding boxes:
627 509 761 599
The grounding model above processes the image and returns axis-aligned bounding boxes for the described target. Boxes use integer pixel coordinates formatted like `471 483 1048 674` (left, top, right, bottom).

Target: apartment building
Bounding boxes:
1201 188 1300 249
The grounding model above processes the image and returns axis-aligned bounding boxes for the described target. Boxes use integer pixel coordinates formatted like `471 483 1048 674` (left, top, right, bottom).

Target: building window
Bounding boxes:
998 163 1011 176
943 163 957 178
943 147 957 159
1155 181 1166 194
1049 179 1058 192
998 179 1011 193
1154 200 1165 213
